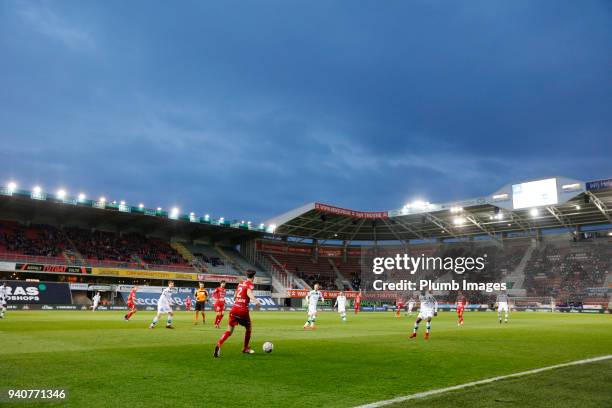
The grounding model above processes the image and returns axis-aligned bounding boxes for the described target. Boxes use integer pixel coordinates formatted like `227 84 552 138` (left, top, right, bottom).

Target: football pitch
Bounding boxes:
1 311 611 407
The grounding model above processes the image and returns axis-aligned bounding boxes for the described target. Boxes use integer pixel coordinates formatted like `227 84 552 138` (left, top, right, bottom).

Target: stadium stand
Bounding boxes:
524 235 611 305
0 221 195 272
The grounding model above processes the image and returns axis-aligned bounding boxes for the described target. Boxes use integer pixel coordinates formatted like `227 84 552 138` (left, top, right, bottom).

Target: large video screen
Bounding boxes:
512 178 558 209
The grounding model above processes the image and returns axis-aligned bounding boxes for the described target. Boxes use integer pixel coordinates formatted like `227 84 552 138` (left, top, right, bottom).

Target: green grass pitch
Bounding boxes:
1 311 611 407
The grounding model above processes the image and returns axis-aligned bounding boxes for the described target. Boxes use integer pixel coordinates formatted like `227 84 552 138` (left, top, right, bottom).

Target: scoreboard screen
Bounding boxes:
512 178 558 209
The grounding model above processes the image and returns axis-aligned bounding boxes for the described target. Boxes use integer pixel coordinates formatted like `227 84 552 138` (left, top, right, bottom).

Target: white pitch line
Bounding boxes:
353 354 612 408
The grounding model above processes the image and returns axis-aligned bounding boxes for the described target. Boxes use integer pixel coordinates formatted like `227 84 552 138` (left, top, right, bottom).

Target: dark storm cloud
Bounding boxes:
0 0 610 222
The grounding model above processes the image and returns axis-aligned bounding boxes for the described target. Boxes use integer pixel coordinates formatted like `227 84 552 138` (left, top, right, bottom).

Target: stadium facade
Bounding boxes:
0 175 610 311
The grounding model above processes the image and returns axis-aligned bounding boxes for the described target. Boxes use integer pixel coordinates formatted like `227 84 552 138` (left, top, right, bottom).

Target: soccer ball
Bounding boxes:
262 341 274 353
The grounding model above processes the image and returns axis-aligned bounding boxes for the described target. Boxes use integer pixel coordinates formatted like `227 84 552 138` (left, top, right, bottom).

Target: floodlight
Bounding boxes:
78 193 86 201
138 203 144 208
529 208 539 217
33 186 42 194
575 205 581 210
57 189 67 199
7 182 17 192
99 196 106 203
453 217 465 225
120 201 126 205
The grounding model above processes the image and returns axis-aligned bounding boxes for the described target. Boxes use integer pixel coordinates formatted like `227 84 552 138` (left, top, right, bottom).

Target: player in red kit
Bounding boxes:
185 296 192 312
123 286 138 321
214 271 260 357
354 292 361 314
456 291 468 326
395 295 405 318
212 281 227 328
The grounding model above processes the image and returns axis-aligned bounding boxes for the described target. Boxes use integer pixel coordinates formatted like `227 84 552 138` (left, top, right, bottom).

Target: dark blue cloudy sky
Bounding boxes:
1 1 610 223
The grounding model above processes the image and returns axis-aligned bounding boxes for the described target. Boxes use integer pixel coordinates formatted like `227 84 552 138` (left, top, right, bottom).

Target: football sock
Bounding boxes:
244 328 252 349
426 322 431 333
413 323 419 333
151 315 160 326
167 316 173 325
218 330 232 347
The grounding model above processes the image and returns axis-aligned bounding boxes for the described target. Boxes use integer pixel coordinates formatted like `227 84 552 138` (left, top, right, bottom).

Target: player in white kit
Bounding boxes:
303 283 324 329
409 290 438 340
334 291 347 322
0 283 8 319
150 281 176 329
407 294 416 316
496 291 510 324
91 291 101 311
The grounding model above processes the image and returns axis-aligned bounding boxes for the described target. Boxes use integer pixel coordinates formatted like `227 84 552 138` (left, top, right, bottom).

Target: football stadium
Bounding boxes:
1 177 611 407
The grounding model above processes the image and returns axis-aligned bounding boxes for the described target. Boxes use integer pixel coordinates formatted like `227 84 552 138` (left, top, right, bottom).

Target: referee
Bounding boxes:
194 282 209 325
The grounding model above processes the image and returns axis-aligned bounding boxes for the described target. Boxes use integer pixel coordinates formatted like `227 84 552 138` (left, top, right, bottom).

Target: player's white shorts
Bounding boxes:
157 304 173 313
418 308 435 320
338 306 346 314
92 302 99 309
498 302 509 312
308 305 318 315
0 300 6 307
408 302 415 311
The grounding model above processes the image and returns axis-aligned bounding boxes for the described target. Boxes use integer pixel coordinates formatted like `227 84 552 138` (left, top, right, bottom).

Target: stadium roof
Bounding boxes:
0 187 264 242
265 176 612 243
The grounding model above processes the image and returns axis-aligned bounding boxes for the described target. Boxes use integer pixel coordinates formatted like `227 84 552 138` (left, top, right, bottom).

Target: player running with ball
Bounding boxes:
410 290 438 340
214 271 260 357
212 281 227 328
304 283 324 329
150 281 175 329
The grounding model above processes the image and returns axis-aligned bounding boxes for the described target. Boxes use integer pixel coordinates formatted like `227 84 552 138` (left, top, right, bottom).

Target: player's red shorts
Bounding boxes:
228 307 251 328
214 301 225 313
397 303 405 308
127 302 135 310
457 306 465 314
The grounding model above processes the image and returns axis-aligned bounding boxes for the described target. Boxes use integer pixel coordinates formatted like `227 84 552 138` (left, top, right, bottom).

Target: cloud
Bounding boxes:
0 1 610 222
15 2 94 50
